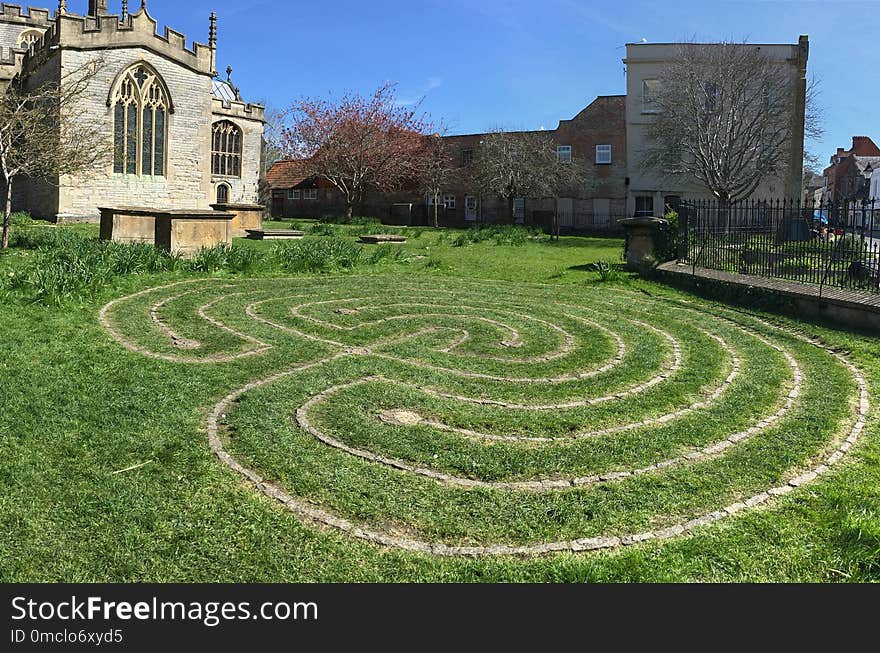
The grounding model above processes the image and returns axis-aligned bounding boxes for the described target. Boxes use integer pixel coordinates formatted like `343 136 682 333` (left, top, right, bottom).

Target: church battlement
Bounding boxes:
0 4 55 26
212 95 266 123
22 4 214 77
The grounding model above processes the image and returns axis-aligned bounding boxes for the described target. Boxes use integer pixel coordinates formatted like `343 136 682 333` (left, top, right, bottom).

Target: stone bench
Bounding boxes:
99 207 235 257
245 229 305 240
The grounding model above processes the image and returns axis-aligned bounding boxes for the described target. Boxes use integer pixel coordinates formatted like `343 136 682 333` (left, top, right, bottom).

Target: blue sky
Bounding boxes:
141 0 875 165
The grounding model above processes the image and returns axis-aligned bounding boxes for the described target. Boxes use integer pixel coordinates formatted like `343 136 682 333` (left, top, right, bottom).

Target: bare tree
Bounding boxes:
280 83 430 219
639 42 809 205
260 103 287 170
802 74 826 198
804 74 824 144
0 60 111 249
420 127 455 228
471 129 589 225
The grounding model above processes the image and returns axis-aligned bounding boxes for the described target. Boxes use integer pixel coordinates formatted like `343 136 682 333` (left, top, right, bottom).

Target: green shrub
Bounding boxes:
655 210 680 263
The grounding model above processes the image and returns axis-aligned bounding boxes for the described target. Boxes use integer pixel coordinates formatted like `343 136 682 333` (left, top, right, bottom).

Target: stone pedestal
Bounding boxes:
99 207 235 257
211 202 265 238
618 216 669 271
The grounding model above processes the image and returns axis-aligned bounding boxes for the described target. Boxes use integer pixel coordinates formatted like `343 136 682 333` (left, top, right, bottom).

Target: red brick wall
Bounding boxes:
267 95 628 231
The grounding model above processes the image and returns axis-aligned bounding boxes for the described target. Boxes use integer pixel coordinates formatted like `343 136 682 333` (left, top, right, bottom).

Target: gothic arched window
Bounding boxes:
216 183 230 204
110 63 170 176
18 29 45 50
211 121 242 178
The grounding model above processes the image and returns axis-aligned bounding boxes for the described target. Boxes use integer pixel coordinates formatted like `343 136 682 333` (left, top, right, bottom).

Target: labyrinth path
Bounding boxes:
100 276 869 556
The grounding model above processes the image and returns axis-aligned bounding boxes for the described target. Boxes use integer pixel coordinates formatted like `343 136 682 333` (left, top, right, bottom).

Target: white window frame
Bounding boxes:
513 198 525 220
557 145 572 163
304 188 319 201
287 189 300 200
595 144 612 165
443 194 456 210
635 196 654 217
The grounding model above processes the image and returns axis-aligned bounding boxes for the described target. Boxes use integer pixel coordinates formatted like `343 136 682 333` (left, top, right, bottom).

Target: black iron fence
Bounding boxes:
679 198 880 295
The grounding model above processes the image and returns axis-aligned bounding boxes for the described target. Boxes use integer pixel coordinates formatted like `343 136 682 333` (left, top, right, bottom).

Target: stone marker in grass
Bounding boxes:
359 234 407 244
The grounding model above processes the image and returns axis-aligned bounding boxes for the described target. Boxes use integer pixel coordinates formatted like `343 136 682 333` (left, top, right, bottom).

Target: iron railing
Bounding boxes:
679 198 880 295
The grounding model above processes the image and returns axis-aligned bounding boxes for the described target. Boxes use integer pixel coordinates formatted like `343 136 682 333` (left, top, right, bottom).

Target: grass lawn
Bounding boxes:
0 218 878 582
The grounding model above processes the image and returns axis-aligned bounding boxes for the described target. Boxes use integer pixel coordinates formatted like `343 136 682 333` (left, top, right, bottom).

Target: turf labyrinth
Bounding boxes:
99 276 869 556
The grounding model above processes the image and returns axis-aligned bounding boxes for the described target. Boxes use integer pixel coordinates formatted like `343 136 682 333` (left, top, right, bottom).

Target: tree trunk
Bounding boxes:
345 201 354 220
1 177 12 250
507 196 515 225
433 193 439 229
718 192 731 233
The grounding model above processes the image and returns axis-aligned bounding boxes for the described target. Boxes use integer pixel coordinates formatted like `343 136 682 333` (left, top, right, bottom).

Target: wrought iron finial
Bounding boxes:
209 12 217 49
226 66 233 83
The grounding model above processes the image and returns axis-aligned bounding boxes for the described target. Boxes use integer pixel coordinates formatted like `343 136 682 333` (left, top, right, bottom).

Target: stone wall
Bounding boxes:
12 49 60 219
52 46 214 221
0 22 44 49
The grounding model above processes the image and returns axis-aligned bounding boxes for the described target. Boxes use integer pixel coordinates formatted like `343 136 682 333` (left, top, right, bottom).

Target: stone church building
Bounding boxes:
0 1 265 222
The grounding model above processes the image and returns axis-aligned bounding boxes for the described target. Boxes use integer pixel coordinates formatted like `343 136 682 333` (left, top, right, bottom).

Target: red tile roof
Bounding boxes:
266 159 313 189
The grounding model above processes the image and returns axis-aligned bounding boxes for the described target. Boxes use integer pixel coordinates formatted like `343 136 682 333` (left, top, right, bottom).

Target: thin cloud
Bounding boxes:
396 77 444 107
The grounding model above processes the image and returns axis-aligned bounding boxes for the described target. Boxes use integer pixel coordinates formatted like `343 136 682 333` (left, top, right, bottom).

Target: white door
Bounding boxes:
465 196 478 221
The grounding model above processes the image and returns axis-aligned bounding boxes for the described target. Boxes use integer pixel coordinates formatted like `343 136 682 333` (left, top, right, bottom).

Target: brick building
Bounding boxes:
822 136 880 203
1 1 265 222
267 95 627 231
